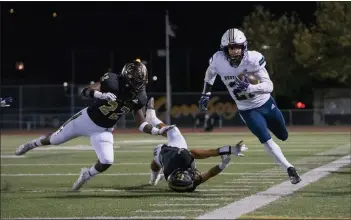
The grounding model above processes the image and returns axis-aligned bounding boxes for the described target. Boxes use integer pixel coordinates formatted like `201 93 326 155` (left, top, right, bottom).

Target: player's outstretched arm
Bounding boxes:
190 140 247 159
196 155 231 185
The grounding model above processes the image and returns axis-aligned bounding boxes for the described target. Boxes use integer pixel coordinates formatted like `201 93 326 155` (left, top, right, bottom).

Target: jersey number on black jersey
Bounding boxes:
98 101 130 121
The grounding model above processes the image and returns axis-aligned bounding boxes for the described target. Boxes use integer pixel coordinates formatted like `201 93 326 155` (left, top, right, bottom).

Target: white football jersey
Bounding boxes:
205 50 273 110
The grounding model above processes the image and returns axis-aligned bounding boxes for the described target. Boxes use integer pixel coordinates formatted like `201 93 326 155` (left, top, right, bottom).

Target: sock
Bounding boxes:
150 169 160 180
146 109 163 127
30 136 45 148
88 165 100 177
264 139 293 171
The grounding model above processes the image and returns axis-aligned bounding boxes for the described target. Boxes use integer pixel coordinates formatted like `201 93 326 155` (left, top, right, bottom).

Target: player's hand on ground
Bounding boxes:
198 93 210 111
97 92 117 101
158 125 176 135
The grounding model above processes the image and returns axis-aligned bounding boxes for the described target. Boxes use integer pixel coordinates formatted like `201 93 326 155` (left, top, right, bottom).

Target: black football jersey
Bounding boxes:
160 145 195 180
87 72 147 128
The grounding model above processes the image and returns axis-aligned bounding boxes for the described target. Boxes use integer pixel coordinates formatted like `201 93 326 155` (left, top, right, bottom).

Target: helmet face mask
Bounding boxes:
220 28 248 67
167 168 196 193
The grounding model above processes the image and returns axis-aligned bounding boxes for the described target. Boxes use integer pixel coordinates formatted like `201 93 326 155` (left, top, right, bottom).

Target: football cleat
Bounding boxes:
72 168 91 191
15 141 36 156
287 167 301 184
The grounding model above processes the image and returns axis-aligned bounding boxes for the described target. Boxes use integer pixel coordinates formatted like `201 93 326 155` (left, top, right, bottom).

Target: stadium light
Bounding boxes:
261 45 270 50
10 9 14 14
52 12 57 18
15 61 24 71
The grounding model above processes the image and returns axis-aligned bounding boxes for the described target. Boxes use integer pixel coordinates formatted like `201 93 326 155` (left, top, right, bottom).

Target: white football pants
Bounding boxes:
50 107 115 164
153 126 189 167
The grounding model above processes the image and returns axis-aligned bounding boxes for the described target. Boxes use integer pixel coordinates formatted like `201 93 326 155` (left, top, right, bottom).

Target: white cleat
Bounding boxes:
72 168 91 191
15 142 36 156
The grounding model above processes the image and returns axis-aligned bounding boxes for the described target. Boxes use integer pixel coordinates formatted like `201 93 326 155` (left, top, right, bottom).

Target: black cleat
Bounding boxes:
147 97 154 109
287 167 301 184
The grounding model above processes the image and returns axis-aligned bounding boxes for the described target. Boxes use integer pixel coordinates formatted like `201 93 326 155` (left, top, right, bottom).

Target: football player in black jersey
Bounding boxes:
15 61 173 191
146 97 248 192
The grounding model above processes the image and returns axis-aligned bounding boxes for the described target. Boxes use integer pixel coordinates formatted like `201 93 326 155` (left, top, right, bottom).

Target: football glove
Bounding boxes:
218 155 232 170
149 168 164 186
217 140 248 157
94 91 117 101
198 92 210 111
234 76 250 93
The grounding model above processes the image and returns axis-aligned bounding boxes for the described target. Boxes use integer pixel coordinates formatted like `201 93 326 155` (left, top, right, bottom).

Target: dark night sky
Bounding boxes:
1 1 317 93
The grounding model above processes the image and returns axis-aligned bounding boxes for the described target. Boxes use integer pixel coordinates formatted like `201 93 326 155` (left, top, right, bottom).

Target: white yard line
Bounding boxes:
1 155 25 158
133 209 203 213
2 217 185 220
224 181 276 184
0 172 287 177
151 203 220 207
196 154 351 219
169 197 233 201
0 162 280 166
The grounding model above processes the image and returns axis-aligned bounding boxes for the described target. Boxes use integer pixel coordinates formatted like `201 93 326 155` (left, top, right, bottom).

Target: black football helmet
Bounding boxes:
167 168 202 193
120 61 148 98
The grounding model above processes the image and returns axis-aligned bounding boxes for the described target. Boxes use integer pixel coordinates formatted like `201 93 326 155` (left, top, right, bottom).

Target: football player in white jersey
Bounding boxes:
198 28 301 184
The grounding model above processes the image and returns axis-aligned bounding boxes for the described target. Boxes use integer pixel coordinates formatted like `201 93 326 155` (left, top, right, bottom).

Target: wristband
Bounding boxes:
217 146 231 155
151 127 160 135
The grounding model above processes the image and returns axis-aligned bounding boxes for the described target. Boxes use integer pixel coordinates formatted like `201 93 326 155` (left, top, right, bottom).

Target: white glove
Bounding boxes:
219 155 231 170
149 168 164 186
94 91 116 101
217 140 248 157
232 143 248 157
158 125 176 135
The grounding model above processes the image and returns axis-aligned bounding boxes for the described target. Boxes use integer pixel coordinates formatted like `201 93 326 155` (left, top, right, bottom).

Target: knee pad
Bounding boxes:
98 153 114 165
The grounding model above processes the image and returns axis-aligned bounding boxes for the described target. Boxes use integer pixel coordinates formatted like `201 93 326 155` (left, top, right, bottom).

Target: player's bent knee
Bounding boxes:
277 130 288 141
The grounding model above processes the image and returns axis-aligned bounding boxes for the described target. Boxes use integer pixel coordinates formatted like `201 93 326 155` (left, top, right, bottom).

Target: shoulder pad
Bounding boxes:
246 51 266 71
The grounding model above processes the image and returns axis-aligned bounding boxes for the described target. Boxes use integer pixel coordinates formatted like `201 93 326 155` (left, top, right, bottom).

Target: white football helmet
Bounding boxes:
220 28 248 67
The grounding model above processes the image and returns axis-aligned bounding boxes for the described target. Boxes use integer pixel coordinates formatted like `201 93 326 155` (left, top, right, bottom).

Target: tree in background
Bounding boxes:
294 2 351 85
240 6 307 99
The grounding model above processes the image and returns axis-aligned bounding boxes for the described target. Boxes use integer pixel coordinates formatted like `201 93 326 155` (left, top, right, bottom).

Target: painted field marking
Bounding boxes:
239 215 351 220
196 154 351 219
151 203 220 207
1 217 185 220
210 185 263 188
169 197 233 201
1 155 25 159
0 162 281 166
224 181 276 184
0 172 287 177
133 209 204 213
